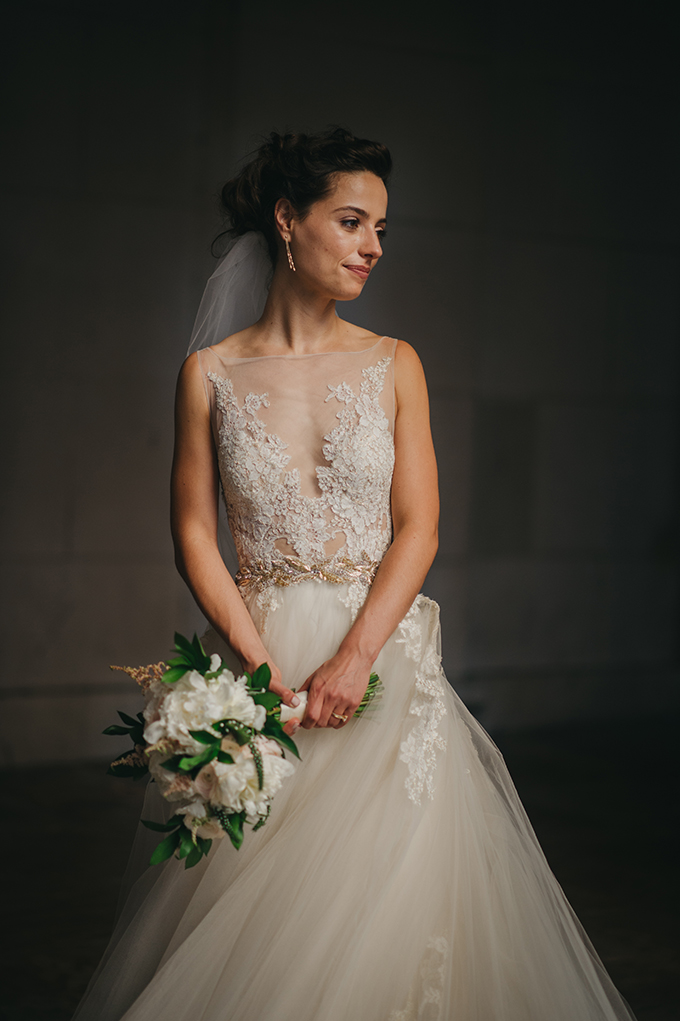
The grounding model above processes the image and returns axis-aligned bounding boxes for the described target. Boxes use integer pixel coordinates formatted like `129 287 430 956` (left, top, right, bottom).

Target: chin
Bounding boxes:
333 280 366 302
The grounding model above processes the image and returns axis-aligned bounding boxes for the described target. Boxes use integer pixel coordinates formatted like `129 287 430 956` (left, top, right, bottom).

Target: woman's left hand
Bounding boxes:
298 653 371 729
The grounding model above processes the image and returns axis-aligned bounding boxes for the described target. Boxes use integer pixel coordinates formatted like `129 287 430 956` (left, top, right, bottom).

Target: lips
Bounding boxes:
344 264 370 279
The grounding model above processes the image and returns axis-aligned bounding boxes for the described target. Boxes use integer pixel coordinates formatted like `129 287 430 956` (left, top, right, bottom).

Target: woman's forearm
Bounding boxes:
337 520 438 667
174 533 270 672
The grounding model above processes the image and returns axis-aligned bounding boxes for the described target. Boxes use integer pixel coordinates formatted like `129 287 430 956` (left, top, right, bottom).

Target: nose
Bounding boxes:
360 228 383 261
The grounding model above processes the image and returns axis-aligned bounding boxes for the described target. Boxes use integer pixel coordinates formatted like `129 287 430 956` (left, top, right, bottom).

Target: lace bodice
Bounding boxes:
197 337 397 596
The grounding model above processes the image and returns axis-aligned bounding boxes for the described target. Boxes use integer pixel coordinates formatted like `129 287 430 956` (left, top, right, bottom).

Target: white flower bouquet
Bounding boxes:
105 633 300 869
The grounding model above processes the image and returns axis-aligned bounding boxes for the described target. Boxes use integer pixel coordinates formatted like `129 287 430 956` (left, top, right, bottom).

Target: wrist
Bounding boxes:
223 635 269 675
336 635 376 670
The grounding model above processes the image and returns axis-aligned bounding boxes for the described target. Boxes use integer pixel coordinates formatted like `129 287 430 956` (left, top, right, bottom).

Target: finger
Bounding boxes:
319 699 345 730
301 688 322 728
269 680 301 710
283 719 300 737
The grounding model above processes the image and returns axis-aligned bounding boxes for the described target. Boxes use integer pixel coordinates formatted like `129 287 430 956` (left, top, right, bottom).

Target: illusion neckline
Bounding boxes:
207 335 390 364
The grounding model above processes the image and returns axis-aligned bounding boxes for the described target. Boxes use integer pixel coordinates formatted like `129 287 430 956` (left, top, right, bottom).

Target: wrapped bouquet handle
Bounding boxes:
278 672 383 725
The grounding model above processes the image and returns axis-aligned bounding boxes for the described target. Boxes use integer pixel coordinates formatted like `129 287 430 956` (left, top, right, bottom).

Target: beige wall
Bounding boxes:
2 1 678 765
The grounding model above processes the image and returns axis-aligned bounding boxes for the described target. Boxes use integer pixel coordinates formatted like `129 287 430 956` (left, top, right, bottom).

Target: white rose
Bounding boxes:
195 817 225 841
210 744 295 817
142 670 265 754
175 799 225 842
194 760 221 802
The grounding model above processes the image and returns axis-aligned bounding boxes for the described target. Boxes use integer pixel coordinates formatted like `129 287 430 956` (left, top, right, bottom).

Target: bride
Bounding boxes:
74 128 636 1020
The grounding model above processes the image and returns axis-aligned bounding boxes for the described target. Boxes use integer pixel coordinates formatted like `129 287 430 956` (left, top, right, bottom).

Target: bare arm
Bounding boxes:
170 354 299 709
300 340 439 728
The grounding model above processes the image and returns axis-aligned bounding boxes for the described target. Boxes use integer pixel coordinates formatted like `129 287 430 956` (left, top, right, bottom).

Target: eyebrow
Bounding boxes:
333 205 387 224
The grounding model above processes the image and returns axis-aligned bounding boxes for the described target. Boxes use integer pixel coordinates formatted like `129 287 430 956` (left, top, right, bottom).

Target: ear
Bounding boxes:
274 198 295 239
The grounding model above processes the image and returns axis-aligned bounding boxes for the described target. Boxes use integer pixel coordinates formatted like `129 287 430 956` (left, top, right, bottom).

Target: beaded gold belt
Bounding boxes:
235 554 379 593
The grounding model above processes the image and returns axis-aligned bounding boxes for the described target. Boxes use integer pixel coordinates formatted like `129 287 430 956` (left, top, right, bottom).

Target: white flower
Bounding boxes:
147 750 198 801
194 760 222 802
175 799 225 841
209 740 295 818
142 669 266 754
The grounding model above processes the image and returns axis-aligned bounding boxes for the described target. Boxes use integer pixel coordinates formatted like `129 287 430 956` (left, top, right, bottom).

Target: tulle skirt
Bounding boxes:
73 582 635 1021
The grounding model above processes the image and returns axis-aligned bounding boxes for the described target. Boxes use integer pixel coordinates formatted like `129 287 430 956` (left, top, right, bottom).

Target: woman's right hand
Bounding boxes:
244 657 302 737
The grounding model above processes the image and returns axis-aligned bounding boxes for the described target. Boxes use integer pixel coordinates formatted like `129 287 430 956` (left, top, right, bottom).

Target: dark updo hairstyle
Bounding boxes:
216 127 392 264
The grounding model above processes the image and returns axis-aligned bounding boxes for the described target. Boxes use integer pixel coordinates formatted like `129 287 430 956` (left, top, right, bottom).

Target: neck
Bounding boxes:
256 264 345 355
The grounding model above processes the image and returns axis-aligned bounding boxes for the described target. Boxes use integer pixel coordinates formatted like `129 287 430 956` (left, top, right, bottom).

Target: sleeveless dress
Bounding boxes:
73 336 636 1021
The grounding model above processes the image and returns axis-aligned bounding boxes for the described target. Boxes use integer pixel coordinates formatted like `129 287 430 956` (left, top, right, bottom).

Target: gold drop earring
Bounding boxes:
284 236 296 272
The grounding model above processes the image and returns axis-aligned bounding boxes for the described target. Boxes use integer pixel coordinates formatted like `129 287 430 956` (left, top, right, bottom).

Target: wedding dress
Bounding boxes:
74 335 635 1021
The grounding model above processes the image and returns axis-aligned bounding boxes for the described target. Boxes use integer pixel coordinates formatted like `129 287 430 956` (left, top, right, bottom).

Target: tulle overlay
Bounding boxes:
75 582 634 1021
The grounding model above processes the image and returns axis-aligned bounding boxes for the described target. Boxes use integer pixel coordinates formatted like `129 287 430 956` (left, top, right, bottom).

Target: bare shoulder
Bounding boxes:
334 319 388 350
344 323 385 348
394 339 428 402
177 350 204 391
210 327 257 359
176 351 210 419
394 339 424 373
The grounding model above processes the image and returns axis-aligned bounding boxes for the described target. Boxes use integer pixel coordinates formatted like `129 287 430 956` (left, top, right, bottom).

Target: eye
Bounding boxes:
341 218 361 230
376 228 388 240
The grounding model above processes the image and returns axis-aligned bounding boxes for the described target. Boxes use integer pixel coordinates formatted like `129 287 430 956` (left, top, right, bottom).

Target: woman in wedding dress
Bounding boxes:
74 128 636 1021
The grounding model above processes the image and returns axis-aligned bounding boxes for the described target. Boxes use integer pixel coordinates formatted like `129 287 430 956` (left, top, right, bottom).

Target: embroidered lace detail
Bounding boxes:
388 935 449 1020
337 578 371 623
397 596 447 805
207 357 394 603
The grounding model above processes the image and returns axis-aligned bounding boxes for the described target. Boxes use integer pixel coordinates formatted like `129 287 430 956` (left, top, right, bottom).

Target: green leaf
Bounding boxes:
262 718 301 759
166 653 190 668
188 729 220 746
197 837 212 856
173 632 196 657
102 724 131 736
141 817 181 833
217 720 253 745
117 710 139 727
216 750 234 764
191 633 211 671
222 811 245 850
250 663 272 689
156 755 185 773
177 826 195 860
184 842 204 868
250 689 280 711
161 665 189 685
178 746 218 771
149 830 180 865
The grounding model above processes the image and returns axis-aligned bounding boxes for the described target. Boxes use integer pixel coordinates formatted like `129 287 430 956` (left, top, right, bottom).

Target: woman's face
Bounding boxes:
285 171 388 301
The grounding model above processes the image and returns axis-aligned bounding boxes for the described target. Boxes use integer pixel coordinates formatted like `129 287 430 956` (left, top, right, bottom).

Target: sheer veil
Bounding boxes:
185 231 273 577
186 231 273 356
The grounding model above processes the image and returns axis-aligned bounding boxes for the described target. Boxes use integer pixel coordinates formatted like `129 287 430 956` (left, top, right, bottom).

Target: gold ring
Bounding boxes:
331 711 348 723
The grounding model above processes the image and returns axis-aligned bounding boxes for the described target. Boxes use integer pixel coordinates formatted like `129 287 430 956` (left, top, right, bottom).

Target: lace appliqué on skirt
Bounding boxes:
397 596 447 805
388 935 449 1021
